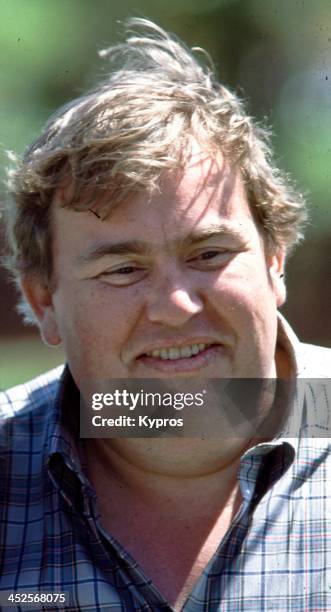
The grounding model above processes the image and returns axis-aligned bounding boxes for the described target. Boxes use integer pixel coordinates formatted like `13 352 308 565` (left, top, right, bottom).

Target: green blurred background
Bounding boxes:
1 0 330 389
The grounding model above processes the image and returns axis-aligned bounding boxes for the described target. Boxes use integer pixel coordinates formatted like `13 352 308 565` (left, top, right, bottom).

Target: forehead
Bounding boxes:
52 150 256 255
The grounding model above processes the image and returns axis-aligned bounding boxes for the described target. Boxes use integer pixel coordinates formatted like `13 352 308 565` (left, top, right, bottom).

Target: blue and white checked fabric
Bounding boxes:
0 316 331 611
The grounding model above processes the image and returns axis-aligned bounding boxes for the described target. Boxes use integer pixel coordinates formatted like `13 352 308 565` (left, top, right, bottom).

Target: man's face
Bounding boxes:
29 148 286 386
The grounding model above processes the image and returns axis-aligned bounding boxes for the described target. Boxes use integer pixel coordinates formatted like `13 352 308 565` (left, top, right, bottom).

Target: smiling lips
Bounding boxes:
137 343 224 373
145 343 212 360
133 334 231 373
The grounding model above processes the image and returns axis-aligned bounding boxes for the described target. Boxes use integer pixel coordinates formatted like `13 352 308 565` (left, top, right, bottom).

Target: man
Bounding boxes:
1 19 330 612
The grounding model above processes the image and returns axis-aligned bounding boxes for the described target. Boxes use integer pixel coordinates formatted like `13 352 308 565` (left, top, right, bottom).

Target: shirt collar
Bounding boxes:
239 310 330 502
275 314 330 438
47 366 82 465
237 313 305 502
46 367 95 513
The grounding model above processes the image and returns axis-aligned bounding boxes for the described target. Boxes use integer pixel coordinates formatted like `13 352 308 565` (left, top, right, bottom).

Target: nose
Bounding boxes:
146 271 203 327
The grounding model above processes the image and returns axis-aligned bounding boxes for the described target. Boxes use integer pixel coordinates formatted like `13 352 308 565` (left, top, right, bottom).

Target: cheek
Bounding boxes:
209 270 265 307
54 282 141 358
207 266 278 329
208 271 278 374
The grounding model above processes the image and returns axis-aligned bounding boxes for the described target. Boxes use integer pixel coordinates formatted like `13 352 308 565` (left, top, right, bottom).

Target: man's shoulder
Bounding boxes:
0 365 65 421
298 342 331 377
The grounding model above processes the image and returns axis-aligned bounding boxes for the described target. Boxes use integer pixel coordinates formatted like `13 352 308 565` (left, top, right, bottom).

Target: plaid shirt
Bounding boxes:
0 316 330 611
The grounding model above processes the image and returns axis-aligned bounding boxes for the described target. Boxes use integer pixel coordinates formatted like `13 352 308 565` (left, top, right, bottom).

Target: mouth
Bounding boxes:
136 342 225 373
145 342 212 360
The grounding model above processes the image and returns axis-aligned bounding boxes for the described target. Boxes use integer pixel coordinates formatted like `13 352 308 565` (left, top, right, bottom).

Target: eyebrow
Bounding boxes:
77 222 246 265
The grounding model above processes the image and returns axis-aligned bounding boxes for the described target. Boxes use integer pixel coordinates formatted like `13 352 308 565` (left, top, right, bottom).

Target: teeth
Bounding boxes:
180 345 192 358
169 348 180 360
146 343 210 360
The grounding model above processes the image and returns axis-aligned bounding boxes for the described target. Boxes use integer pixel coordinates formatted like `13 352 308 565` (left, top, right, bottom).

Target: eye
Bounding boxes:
188 248 234 269
97 265 147 286
112 266 139 274
197 250 221 260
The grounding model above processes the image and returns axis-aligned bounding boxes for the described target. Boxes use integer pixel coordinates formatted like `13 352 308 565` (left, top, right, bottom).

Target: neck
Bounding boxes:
85 437 249 513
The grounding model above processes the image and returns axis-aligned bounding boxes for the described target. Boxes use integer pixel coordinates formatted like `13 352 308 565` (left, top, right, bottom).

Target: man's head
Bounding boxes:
4 19 307 382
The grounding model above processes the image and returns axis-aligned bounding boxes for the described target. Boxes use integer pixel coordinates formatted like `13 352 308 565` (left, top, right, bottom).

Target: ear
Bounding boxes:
20 276 62 347
267 247 286 307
